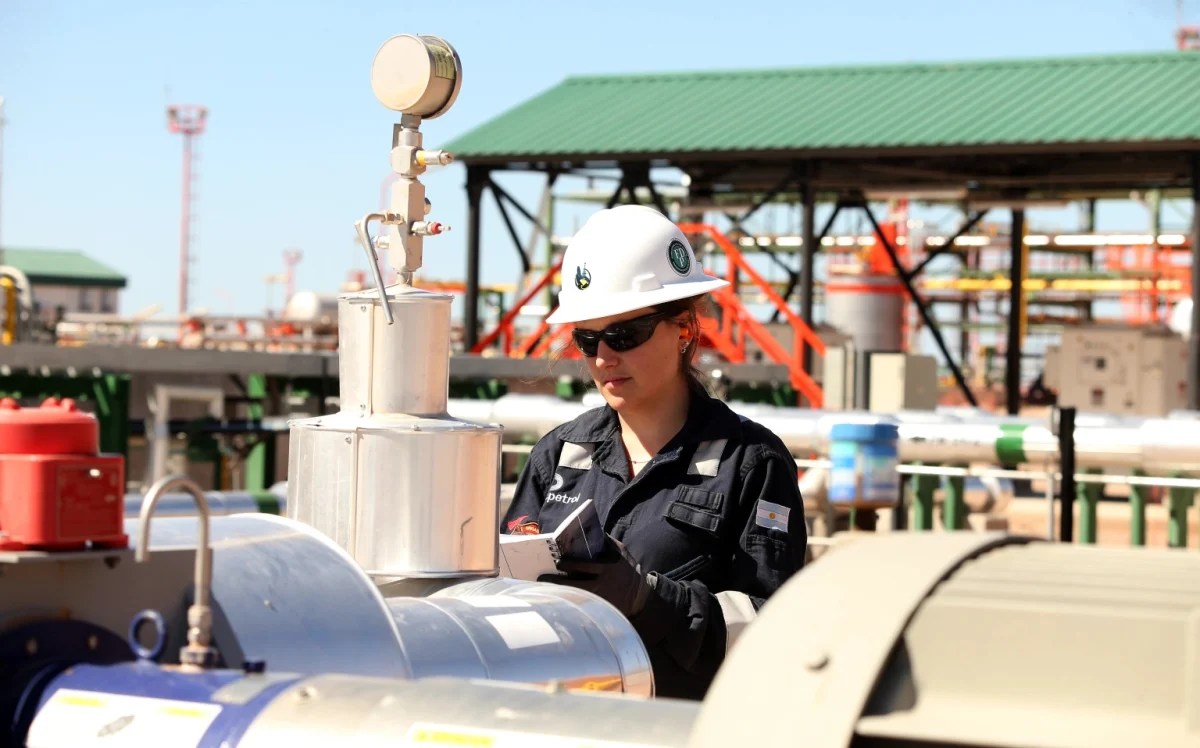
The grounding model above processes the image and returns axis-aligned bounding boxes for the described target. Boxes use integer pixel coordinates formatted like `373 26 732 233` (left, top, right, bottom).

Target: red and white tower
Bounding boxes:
167 104 207 316
282 248 303 307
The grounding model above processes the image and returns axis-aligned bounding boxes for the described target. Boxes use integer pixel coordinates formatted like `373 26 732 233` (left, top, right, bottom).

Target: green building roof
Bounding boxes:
1 248 127 288
446 52 1200 163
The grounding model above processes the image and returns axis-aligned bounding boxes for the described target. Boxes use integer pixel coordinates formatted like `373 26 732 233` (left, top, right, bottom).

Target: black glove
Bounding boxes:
538 534 654 617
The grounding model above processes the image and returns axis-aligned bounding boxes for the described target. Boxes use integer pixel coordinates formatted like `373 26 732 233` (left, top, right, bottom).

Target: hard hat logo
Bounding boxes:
575 265 593 290
667 240 691 276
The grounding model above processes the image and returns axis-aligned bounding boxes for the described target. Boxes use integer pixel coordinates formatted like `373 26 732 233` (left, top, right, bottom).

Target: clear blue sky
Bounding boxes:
0 0 1194 319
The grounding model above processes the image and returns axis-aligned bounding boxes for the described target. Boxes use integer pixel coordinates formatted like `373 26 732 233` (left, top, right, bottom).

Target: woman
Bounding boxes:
502 205 807 700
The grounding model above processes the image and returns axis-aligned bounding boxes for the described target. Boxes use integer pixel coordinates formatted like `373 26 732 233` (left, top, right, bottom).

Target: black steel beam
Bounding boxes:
488 178 555 242
464 166 488 350
490 188 531 274
1007 208 1026 415
733 170 797 227
1190 154 1200 409
605 176 628 209
860 204 979 407
910 210 989 277
641 175 670 215
799 183 816 373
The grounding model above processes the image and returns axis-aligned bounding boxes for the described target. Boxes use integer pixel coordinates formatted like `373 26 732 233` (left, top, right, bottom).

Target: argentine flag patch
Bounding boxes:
755 500 790 532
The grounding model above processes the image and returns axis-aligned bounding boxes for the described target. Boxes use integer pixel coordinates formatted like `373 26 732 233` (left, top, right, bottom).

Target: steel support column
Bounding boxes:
859 204 978 407
799 184 816 373
1189 154 1200 409
464 165 488 351
1007 208 1026 415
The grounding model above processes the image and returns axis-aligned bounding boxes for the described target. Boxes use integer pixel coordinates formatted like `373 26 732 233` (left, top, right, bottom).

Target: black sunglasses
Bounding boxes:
571 311 674 357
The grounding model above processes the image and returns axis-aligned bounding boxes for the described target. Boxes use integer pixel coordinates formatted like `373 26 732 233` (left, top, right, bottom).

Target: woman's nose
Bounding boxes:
594 342 620 365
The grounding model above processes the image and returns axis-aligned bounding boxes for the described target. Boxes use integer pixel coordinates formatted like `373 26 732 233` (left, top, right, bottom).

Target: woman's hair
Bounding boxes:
654 294 711 395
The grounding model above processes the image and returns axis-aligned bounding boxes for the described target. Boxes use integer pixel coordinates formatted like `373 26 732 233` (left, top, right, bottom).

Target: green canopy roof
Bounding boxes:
447 52 1200 164
1 248 127 288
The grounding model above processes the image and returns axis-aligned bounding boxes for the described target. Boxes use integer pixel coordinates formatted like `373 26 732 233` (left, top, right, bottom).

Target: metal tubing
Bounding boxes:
1007 208 1026 415
463 166 486 350
136 474 217 669
1077 468 1102 544
1189 154 1200 409
860 204 978 407
1058 406 1076 543
1129 469 1147 547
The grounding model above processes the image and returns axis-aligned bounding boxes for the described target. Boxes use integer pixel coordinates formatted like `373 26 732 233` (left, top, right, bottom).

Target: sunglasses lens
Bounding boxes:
605 329 643 352
572 313 665 357
572 332 600 357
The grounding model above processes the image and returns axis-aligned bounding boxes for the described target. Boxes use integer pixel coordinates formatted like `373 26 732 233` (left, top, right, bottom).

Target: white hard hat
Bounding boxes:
547 205 729 324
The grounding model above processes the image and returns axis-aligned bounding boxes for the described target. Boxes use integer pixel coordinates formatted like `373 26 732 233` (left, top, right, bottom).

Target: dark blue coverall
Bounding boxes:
502 391 807 700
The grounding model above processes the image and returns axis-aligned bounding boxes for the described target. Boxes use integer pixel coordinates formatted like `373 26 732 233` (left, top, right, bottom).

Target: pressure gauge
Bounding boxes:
370 34 463 118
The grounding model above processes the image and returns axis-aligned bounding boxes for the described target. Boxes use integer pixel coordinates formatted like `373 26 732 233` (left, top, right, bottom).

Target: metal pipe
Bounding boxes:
352 212 396 324
450 395 1200 474
135 473 217 669
1007 208 1026 415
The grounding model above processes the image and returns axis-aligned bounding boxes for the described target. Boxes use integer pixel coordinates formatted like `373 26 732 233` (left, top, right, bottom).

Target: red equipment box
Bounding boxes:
0 397 127 551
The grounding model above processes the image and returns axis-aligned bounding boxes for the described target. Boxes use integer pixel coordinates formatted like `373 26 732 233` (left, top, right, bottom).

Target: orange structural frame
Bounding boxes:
471 222 825 407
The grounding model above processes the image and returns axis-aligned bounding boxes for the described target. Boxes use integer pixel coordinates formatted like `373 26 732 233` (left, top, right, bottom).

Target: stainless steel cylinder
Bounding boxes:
338 287 451 416
288 411 501 577
395 576 655 697
291 285 503 578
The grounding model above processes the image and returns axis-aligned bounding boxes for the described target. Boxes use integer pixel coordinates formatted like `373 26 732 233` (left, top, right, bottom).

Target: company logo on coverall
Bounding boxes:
545 473 582 504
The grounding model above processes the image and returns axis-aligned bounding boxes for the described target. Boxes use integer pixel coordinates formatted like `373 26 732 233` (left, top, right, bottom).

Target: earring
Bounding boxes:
680 342 689 353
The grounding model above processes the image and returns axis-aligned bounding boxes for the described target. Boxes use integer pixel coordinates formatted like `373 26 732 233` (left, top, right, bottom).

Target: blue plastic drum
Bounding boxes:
829 422 900 504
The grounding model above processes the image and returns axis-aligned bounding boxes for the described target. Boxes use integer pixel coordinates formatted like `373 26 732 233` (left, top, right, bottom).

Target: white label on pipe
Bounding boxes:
458 595 532 609
485 611 560 650
26 688 221 748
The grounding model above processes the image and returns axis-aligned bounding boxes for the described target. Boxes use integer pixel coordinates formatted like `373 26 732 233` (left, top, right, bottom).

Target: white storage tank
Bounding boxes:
824 272 906 352
284 291 340 326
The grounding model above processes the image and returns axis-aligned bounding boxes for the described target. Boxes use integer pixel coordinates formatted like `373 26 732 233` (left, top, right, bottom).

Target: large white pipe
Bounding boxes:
447 395 1200 474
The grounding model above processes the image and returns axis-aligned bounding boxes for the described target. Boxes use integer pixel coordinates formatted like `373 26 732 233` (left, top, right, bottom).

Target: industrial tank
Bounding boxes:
825 272 906 352
283 291 340 326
